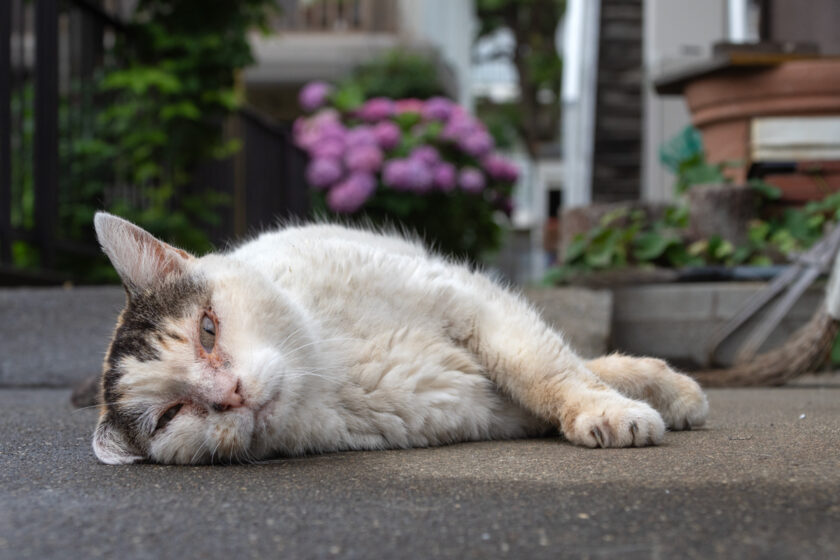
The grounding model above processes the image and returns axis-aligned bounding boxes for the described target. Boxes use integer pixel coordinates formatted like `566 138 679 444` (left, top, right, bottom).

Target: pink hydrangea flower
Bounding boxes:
459 130 494 158
440 113 475 142
298 81 333 112
395 98 425 114
383 158 433 192
345 126 377 146
410 146 440 166
432 162 457 192
326 173 376 213
345 144 384 173
485 154 519 183
357 97 395 122
306 158 343 189
459 167 486 193
372 121 401 150
405 158 434 193
422 96 454 121
310 137 345 160
293 109 342 151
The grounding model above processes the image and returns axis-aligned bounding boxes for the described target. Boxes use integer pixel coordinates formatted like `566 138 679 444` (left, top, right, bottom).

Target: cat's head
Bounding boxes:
91 213 319 465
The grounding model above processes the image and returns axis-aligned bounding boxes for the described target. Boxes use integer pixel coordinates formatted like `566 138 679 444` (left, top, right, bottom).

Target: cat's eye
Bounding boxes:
199 312 216 353
155 403 183 432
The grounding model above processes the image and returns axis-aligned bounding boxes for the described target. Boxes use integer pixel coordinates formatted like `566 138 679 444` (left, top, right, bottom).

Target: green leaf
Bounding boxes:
332 83 364 112
712 239 734 260
102 67 182 95
750 255 773 266
748 178 782 199
599 207 628 227
680 162 727 188
160 101 201 121
730 246 752 265
663 205 689 228
564 234 588 264
585 229 620 268
748 220 771 244
394 112 422 129
633 232 675 261
665 244 704 268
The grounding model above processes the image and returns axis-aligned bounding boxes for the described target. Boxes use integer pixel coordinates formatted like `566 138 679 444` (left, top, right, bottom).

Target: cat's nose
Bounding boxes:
212 379 244 412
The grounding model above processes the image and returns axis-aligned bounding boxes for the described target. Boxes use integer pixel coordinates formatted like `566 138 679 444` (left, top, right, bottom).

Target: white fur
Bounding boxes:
93 214 709 464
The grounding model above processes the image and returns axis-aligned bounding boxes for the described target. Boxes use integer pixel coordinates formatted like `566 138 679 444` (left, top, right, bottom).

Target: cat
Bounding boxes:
91 212 708 465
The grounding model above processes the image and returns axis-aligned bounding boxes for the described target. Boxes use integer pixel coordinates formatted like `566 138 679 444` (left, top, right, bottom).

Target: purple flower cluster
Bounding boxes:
298 81 332 112
293 81 519 214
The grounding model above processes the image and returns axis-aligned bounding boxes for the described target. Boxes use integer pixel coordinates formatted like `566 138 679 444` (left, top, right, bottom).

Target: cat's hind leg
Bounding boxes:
446 280 666 448
585 354 708 430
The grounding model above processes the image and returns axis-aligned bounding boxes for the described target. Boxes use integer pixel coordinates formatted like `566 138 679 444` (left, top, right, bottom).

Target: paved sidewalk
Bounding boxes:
1 376 839 560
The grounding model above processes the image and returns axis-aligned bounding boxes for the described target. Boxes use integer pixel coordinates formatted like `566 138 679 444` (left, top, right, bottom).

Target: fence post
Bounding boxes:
34 0 59 269
0 1 11 264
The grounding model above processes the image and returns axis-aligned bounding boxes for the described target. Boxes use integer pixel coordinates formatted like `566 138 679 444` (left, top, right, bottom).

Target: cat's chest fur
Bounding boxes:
231 227 544 457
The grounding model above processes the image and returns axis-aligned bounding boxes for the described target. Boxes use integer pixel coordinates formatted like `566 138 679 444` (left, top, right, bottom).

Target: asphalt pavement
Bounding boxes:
1 376 839 560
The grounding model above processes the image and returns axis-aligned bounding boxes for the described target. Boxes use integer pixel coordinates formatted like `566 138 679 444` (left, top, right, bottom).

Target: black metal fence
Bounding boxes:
0 0 308 284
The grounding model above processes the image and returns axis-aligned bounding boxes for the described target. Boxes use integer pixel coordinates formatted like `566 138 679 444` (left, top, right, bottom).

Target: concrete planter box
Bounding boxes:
611 282 822 369
523 287 613 359
526 282 823 370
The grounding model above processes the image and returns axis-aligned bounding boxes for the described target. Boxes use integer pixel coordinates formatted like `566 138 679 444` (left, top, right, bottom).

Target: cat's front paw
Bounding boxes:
562 395 665 448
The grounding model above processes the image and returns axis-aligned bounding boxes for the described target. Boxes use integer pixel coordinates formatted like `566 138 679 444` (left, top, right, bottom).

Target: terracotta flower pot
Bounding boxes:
683 60 840 200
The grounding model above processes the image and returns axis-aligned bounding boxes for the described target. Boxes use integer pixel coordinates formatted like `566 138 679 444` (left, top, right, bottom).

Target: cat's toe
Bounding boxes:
563 396 665 448
661 377 709 431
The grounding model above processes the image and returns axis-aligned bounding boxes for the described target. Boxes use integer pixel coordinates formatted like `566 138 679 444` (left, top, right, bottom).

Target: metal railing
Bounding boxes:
0 0 308 283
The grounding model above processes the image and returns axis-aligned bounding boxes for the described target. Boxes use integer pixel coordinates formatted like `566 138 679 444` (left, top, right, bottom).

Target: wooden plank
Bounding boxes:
752 116 840 161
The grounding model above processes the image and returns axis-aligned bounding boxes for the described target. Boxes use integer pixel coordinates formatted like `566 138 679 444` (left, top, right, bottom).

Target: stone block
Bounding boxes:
525 287 613 359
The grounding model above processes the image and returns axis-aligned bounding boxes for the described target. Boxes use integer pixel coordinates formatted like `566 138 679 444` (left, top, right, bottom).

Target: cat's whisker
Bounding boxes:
277 325 307 350
72 402 120 413
209 440 222 465
190 441 209 465
282 370 344 385
285 336 357 355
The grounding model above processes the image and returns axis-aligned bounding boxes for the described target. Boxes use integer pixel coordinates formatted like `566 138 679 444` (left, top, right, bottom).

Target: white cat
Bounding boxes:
91 212 708 465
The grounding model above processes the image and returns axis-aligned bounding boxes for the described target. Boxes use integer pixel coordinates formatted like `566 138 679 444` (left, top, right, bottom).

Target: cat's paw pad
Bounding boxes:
564 397 665 448
661 377 709 431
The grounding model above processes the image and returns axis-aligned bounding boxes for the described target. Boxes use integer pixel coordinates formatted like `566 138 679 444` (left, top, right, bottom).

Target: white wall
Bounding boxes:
641 0 729 201
561 0 600 208
397 0 476 109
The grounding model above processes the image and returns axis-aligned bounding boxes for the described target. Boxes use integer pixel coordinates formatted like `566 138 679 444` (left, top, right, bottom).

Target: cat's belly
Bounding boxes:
252 329 548 458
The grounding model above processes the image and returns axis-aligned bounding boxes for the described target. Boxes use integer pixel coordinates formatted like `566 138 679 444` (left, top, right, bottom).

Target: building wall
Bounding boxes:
641 0 728 202
767 0 840 55
396 0 476 109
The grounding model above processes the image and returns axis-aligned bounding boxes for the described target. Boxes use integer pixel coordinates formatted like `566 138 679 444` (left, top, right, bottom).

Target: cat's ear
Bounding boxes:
94 212 194 294
92 419 144 465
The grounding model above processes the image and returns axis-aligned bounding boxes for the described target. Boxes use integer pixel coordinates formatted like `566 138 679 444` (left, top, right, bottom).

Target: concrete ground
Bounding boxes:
1 376 839 560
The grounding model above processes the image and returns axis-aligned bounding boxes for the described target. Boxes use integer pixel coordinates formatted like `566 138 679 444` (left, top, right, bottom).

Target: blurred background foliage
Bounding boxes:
475 0 565 158
338 50 448 102
11 0 277 281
